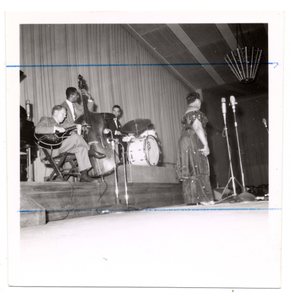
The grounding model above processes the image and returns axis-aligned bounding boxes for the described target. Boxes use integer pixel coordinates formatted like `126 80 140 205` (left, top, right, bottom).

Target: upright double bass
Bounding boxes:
75 74 116 177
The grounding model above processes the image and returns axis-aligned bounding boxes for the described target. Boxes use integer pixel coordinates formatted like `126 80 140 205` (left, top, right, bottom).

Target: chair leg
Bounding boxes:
41 149 80 182
64 157 80 181
42 149 68 181
47 155 67 181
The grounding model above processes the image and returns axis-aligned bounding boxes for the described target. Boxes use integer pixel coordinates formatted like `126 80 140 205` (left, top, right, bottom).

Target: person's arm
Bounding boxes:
35 117 55 134
80 89 95 112
192 118 210 156
35 117 65 134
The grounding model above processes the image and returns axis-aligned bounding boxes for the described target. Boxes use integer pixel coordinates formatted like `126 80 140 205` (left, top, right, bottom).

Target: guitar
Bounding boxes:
35 123 90 148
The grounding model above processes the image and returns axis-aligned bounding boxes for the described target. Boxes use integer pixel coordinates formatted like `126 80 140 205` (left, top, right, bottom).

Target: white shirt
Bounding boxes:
66 99 76 121
66 98 93 121
53 116 59 133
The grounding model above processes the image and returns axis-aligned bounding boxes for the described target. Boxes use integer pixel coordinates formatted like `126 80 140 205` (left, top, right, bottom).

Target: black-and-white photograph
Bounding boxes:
5 11 285 292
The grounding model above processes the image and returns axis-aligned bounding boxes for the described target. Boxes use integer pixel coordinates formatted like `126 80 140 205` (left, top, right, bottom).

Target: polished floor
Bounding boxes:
10 200 281 288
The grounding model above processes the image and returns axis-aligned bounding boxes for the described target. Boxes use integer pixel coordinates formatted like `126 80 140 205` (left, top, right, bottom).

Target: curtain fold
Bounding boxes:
20 24 190 163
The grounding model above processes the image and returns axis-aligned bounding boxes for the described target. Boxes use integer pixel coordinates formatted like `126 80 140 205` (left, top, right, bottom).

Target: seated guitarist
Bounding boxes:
35 105 104 182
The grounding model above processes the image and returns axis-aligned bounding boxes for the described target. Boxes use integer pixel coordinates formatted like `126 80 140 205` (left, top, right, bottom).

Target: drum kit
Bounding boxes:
101 114 161 166
120 118 162 167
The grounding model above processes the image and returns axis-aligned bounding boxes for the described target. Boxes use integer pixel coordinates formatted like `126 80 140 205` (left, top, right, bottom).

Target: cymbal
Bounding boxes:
99 112 115 120
121 119 152 134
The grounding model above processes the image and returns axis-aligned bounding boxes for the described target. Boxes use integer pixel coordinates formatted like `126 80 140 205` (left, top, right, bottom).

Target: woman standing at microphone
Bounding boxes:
176 92 215 205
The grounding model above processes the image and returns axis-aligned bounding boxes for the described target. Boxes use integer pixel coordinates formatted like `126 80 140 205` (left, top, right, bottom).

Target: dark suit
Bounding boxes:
35 116 91 172
106 118 127 160
61 99 95 127
107 118 122 138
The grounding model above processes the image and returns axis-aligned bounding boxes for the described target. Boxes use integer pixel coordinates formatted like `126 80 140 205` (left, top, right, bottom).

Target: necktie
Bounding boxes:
73 105 78 120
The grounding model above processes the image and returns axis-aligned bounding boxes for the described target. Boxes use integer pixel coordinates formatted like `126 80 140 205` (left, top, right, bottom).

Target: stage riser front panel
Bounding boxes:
20 194 46 227
105 165 178 185
20 182 184 225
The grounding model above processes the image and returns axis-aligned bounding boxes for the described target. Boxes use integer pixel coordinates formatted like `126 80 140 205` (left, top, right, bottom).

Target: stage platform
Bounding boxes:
20 165 184 227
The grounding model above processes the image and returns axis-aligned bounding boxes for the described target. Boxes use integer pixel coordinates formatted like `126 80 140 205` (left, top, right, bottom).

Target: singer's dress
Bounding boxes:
176 110 214 204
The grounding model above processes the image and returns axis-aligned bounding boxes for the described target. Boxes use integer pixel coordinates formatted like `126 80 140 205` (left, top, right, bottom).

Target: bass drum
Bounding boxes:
127 135 160 166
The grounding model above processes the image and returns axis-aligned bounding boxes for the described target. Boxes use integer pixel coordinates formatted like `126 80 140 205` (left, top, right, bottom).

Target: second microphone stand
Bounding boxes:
230 99 255 202
107 131 140 212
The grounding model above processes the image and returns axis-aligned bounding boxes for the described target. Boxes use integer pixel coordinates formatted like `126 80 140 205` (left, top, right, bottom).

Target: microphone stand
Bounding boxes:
107 130 140 212
26 100 34 182
217 98 240 203
108 130 121 211
117 141 140 211
120 143 129 206
231 98 255 202
262 118 269 134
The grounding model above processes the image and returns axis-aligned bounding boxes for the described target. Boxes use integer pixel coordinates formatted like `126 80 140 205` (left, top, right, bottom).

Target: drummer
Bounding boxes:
106 105 127 163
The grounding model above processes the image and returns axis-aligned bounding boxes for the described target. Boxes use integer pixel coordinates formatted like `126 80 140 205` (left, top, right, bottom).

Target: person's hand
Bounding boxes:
199 145 210 156
122 136 133 142
180 176 189 182
76 124 82 135
81 89 92 99
55 126 65 133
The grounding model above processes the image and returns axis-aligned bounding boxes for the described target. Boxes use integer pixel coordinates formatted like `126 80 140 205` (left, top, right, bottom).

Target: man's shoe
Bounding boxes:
80 174 98 182
88 149 106 159
199 201 215 206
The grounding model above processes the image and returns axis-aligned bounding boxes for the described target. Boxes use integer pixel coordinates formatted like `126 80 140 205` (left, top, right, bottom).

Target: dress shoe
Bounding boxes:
80 174 98 182
88 149 106 159
199 200 215 206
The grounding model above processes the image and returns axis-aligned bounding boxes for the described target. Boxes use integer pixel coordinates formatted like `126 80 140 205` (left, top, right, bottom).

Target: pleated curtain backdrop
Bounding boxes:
20 24 191 165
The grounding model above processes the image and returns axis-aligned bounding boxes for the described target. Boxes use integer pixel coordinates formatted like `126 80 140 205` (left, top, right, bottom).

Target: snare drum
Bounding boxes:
127 135 160 166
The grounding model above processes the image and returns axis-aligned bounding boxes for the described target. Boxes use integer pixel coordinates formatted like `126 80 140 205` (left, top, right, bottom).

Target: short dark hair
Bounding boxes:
186 92 202 105
52 105 66 115
66 87 78 99
112 105 121 112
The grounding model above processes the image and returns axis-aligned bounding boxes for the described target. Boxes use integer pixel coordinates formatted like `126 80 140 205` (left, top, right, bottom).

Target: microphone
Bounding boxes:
103 128 115 144
25 100 31 121
262 118 269 134
221 97 227 125
221 97 227 114
230 95 237 112
230 95 237 106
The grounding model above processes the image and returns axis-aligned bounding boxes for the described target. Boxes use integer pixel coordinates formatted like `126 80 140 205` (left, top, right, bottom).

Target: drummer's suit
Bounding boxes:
106 118 127 161
35 116 91 172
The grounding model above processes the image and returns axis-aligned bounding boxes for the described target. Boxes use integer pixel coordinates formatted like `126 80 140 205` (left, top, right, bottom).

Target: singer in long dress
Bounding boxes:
176 92 214 205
